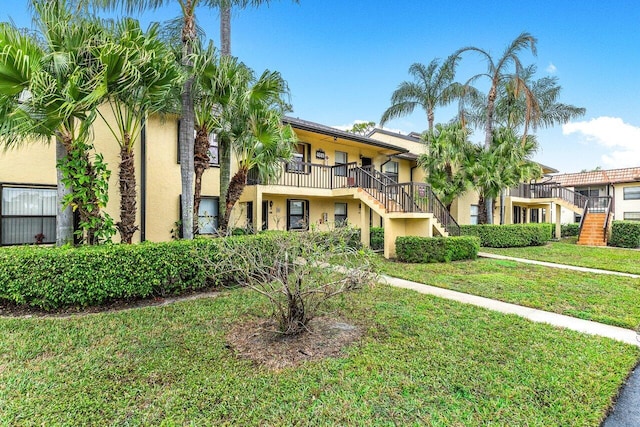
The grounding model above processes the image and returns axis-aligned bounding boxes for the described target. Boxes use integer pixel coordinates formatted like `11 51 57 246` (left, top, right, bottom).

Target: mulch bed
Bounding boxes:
226 316 364 370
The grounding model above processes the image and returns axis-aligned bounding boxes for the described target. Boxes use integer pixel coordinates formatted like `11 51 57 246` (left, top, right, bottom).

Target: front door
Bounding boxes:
360 157 373 188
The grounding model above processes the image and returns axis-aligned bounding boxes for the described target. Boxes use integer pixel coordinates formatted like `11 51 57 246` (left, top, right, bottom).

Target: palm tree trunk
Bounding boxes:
193 127 211 234
179 3 196 240
55 138 74 246
477 192 488 225
117 142 138 244
218 5 232 232
483 85 497 224
221 167 247 231
220 4 231 56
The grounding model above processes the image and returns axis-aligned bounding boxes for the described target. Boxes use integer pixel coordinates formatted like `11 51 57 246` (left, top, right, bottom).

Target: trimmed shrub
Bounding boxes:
561 223 580 237
396 236 480 263
0 233 289 310
609 221 640 248
460 223 553 248
370 227 384 251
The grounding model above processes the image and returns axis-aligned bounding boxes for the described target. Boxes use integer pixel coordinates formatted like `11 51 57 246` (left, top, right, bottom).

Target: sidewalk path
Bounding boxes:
381 274 640 347
478 252 640 279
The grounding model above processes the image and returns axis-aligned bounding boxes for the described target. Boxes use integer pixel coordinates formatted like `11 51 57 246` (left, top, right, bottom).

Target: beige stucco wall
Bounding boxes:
1 140 57 185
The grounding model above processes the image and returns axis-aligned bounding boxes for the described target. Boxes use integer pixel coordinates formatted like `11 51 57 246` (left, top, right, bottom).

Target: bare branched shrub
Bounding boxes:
204 228 377 335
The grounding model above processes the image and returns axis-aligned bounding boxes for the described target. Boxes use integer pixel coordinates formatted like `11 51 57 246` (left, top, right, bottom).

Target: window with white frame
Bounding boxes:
1 186 56 245
334 151 348 177
197 197 219 234
623 212 640 221
334 202 348 226
470 204 479 225
623 186 640 200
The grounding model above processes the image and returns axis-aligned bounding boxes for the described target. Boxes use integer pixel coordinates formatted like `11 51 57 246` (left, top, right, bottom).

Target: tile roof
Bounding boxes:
283 117 408 154
549 167 640 187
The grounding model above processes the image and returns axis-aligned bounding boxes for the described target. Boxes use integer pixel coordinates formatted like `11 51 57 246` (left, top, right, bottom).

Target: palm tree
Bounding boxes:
97 19 182 243
96 1 292 240
0 0 110 245
452 32 538 223
191 42 252 233
217 69 296 230
466 127 542 224
464 64 585 141
380 57 462 133
216 0 298 234
418 122 473 212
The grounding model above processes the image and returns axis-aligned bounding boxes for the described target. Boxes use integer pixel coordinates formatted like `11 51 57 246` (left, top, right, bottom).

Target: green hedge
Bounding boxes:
370 227 384 251
0 234 290 311
561 223 580 237
609 221 640 248
396 236 480 263
460 223 553 248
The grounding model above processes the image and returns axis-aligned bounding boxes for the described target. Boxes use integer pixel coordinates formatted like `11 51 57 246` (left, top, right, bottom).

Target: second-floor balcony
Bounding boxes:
508 183 610 212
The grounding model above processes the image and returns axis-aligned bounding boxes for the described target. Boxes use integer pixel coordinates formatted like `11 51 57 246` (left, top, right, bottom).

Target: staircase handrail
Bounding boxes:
578 199 589 236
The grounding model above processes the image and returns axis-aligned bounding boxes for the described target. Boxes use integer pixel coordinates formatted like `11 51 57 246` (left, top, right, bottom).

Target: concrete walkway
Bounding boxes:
478 252 640 279
384 255 640 426
382 275 640 347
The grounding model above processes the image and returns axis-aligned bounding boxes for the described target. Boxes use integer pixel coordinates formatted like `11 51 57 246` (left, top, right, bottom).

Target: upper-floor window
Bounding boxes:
1 185 56 245
383 161 399 183
177 120 219 166
623 186 640 200
287 143 310 173
208 133 219 166
334 151 348 177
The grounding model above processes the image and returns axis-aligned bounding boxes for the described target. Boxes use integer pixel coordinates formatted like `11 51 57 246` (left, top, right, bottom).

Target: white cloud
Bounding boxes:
562 116 640 168
546 62 557 74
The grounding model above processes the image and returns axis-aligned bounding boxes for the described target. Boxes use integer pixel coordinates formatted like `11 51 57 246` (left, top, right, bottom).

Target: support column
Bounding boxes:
555 203 562 239
360 203 370 248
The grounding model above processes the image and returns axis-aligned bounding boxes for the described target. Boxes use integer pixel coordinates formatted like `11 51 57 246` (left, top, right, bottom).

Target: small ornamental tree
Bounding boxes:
205 228 377 335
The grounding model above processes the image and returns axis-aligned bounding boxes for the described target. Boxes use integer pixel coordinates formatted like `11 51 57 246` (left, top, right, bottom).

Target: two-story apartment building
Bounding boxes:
0 115 456 258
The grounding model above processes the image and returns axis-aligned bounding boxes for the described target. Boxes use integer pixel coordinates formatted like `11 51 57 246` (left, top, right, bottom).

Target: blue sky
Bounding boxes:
3 1 640 173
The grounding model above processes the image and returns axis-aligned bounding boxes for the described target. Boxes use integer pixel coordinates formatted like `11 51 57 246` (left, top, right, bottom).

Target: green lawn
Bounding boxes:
379 258 640 329
1 286 638 426
481 240 640 275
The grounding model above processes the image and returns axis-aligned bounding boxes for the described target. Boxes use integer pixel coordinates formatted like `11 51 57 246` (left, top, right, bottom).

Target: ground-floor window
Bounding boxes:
512 206 522 223
623 212 640 221
334 202 347 226
1 185 56 245
623 186 640 200
198 197 219 234
530 209 539 223
470 204 479 225
287 199 309 230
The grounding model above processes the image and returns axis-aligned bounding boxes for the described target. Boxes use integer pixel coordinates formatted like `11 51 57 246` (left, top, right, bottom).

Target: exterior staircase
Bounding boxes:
352 166 459 237
577 213 609 246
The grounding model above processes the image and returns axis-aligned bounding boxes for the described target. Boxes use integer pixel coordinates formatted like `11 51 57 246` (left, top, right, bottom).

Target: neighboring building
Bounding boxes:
546 167 640 224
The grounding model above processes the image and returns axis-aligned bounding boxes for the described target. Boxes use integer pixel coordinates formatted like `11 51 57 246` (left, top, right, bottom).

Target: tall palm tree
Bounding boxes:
191 42 251 233
380 57 462 133
96 0 290 240
452 32 538 223
216 0 298 233
0 0 110 245
418 122 473 212
97 19 183 243
217 69 296 230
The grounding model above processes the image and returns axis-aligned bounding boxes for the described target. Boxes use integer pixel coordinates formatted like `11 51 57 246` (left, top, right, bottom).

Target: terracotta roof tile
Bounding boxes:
550 167 640 187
